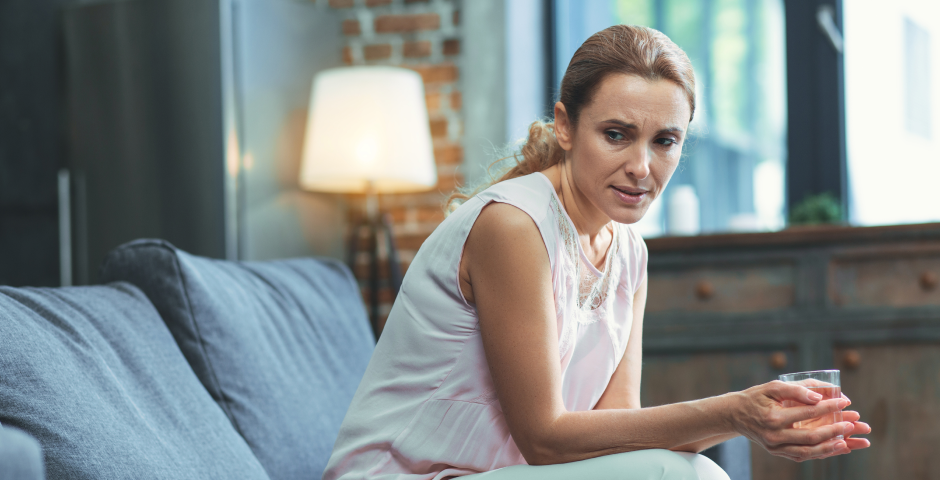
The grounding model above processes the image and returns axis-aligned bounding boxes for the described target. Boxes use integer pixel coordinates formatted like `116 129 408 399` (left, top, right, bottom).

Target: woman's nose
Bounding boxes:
624 144 652 180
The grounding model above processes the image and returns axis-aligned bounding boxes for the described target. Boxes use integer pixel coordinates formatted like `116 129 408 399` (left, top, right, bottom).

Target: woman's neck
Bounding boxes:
543 162 614 266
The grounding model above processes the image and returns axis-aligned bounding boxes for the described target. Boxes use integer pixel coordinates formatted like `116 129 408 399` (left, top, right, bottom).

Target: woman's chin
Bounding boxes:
608 204 649 225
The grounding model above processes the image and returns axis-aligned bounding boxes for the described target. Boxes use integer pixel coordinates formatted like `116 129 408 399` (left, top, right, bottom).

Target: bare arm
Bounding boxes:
592 267 871 456
592 277 738 453
465 203 861 465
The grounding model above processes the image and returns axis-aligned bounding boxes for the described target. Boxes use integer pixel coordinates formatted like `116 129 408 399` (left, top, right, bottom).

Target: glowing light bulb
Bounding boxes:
355 137 378 167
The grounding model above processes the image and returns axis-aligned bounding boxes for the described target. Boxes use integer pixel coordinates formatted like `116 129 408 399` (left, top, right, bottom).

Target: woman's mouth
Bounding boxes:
610 185 648 205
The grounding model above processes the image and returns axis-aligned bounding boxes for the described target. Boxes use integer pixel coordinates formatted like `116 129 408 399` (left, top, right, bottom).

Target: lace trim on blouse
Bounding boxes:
548 194 621 313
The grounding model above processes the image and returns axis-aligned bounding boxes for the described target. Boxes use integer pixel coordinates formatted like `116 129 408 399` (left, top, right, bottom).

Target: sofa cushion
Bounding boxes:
99 239 374 480
0 283 270 480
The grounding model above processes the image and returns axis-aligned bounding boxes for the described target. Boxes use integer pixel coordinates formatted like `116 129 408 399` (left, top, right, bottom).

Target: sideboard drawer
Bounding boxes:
646 263 796 314
829 253 940 308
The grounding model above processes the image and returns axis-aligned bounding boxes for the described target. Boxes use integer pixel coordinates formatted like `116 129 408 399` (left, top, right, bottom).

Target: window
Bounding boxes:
552 0 788 236
905 17 932 139
845 0 940 226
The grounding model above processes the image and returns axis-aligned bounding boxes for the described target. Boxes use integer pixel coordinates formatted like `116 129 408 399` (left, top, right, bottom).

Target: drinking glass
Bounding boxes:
778 369 843 438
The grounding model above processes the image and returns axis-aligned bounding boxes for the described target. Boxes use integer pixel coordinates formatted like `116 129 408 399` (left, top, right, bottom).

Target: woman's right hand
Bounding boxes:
727 380 866 462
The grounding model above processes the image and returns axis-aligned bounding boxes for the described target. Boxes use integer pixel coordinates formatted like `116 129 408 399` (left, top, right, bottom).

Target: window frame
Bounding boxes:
543 0 850 225
784 0 848 220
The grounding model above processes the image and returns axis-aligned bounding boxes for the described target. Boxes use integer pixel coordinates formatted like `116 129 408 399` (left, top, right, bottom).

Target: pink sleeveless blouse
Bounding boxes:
323 172 648 480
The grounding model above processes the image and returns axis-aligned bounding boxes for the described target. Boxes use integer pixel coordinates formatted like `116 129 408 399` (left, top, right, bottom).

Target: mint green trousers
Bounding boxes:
462 450 730 480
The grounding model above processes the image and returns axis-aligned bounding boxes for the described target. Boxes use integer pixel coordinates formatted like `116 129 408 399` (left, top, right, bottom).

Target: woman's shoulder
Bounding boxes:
477 173 558 222
471 202 547 251
464 173 562 268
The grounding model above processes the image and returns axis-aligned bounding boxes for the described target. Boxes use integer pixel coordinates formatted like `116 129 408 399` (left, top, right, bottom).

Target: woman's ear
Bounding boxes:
554 102 574 151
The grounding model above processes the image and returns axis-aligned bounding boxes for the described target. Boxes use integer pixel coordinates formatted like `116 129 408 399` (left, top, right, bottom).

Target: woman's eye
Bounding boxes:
605 131 625 141
655 137 677 146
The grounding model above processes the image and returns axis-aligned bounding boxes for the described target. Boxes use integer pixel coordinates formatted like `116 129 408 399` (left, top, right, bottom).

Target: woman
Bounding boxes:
323 25 870 480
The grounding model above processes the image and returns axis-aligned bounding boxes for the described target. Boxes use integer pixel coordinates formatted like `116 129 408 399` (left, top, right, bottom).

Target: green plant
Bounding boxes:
789 192 842 225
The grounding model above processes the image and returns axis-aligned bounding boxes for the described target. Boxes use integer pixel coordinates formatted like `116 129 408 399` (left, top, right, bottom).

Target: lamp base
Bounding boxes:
346 202 402 339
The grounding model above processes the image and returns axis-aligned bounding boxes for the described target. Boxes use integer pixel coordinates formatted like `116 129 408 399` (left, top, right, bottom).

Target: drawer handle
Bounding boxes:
842 349 861 370
920 272 938 291
695 281 714 300
769 351 788 370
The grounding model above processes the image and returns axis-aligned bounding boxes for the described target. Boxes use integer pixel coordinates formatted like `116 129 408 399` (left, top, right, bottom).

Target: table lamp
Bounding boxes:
300 66 437 336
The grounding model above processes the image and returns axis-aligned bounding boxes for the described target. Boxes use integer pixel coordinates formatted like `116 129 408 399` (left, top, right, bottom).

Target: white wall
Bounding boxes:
462 0 550 186
461 0 508 186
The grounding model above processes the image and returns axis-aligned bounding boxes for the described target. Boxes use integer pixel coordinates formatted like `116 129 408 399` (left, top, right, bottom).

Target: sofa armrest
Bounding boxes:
0 426 45 480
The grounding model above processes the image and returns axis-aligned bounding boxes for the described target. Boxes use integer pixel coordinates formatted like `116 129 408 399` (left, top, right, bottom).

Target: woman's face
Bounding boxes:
555 73 691 225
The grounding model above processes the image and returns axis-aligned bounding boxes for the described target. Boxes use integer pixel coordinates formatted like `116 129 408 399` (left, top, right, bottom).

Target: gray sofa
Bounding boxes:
0 238 751 479
0 239 374 479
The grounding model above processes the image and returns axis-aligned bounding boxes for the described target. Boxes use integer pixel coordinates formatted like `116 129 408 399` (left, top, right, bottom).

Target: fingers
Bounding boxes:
767 437 850 461
852 421 871 435
844 420 871 442
846 437 871 450
757 381 870 462
768 380 826 404
837 412 869 438
767 421 871 462
766 421 854 447
780 398 848 425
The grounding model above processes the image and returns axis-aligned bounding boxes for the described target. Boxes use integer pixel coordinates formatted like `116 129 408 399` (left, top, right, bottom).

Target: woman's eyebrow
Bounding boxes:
657 127 684 135
603 119 683 135
602 119 638 129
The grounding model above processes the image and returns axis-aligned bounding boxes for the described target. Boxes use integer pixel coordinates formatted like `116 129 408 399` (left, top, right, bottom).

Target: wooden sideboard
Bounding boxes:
640 223 940 480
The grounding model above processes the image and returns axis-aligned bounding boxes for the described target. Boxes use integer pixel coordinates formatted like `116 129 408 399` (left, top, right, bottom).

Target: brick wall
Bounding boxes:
326 0 464 333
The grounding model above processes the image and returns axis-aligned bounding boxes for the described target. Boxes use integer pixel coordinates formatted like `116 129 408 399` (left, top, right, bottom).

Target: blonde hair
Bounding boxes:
445 24 695 214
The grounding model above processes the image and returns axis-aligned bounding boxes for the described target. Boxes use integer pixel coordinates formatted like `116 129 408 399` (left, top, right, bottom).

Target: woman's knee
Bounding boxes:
603 449 729 480
559 449 727 480
465 449 729 480
670 451 730 480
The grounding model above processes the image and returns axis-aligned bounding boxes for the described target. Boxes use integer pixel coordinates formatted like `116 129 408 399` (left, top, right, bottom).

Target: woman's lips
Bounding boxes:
611 185 647 205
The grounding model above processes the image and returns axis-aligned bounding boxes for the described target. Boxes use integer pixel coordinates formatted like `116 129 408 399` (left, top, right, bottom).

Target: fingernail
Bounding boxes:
810 392 823 401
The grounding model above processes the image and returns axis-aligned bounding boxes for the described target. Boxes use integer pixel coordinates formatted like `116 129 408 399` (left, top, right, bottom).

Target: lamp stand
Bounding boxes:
346 183 402 339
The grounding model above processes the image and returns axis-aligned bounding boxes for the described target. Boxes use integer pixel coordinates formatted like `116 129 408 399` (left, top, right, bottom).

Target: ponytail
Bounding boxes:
444 120 565 215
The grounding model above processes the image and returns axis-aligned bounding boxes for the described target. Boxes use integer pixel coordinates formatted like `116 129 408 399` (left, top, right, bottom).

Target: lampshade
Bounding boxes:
299 66 437 194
